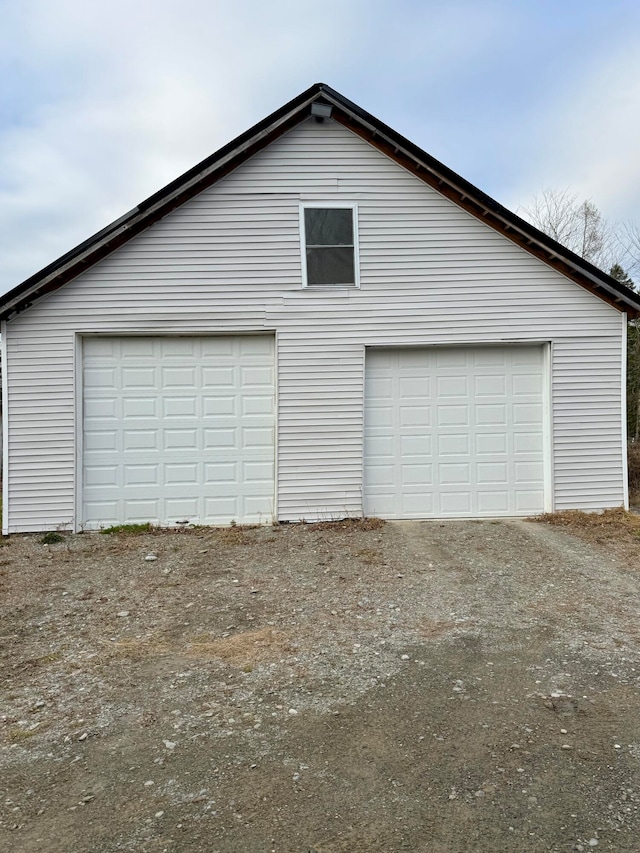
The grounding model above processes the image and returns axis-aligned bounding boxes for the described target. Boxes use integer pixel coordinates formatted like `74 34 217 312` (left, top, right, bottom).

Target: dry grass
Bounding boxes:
99 636 172 660
355 547 383 565
534 507 640 544
186 627 294 667
211 524 257 545
97 627 296 668
7 722 51 743
306 517 385 532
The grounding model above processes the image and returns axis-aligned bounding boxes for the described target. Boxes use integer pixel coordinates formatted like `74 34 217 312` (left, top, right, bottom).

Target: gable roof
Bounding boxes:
2 82 639 320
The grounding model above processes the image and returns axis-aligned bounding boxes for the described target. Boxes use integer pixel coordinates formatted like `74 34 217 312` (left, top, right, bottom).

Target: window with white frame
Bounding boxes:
300 204 359 287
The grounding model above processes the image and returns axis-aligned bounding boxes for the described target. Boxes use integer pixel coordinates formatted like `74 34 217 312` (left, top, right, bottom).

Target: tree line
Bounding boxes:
520 190 640 441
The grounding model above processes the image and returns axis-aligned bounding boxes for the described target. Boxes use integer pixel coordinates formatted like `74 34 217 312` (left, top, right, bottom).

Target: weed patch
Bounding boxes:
307 517 385 532
100 522 156 536
40 531 66 545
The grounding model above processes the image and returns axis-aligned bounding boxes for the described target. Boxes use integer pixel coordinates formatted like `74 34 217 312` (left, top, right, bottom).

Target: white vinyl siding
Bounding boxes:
2 118 626 532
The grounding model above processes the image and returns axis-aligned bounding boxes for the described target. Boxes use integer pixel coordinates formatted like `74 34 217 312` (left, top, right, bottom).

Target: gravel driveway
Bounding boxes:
1 517 639 852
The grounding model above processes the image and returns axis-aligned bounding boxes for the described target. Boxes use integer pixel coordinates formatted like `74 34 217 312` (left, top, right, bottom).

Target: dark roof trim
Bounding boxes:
2 82 639 320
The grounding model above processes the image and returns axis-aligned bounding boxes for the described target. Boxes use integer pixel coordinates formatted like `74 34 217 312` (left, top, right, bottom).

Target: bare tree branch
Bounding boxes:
519 189 618 271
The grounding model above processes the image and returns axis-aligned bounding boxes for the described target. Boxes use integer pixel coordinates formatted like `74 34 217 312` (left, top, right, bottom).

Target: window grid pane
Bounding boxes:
306 247 355 285
305 208 353 247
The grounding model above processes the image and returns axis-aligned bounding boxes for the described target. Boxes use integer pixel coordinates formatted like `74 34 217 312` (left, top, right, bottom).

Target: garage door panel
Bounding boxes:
514 432 543 453
165 497 199 518
242 427 274 449
123 498 160 520
436 350 468 368
162 429 197 451
241 395 274 416
515 491 545 512
402 493 434 515
364 345 546 518
477 491 509 513
401 463 433 485
437 434 469 455
477 462 508 484
243 461 275 482
476 433 507 454
122 367 156 388
83 335 275 528
474 349 506 367
203 428 236 448
241 365 273 385
365 404 394 428
237 336 274 357
366 464 395 487
165 463 199 485
123 397 158 418
203 462 236 483
85 398 118 419
512 349 540 366
400 405 430 427
440 492 472 514
399 376 430 397
84 368 117 389
85 466 119 487
475 375 505 396
512 373 543 394
514 461 544 483
365 435 394 457
401 434 433 456
202 367 236 387
439 463 470 484
162 397 197 418
85 430 118 452
437 375 468 397
84 500 119 522
437 405 468 426
120 338 155 358
244 493 275 514
513 403 543 424
475 404 507 426
124 465 157 486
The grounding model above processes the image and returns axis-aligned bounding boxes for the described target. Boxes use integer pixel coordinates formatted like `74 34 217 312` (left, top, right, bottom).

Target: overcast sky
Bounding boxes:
1 0 640 293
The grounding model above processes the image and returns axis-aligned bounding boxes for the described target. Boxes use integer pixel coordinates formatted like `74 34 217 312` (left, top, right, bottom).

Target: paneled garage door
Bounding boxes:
82 336 275 528
364 345 546 518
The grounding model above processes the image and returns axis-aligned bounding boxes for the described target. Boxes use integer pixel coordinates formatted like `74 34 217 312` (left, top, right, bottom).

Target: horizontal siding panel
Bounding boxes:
3 117 626 529
552 336 624 510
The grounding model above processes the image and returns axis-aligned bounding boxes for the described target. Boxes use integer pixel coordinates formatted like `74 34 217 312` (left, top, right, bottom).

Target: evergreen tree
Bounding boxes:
610 263 636 291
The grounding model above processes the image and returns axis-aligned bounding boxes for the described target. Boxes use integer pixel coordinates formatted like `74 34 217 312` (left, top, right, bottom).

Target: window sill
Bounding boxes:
303 285 359 291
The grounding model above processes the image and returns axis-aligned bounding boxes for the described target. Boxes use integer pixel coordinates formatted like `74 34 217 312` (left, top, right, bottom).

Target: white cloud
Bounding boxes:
502 33 640 222
0 0 369 291
2 1 640 293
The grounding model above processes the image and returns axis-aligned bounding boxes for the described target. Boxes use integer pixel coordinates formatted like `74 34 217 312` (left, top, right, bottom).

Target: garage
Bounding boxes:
82 335 275 528
363 345 547 518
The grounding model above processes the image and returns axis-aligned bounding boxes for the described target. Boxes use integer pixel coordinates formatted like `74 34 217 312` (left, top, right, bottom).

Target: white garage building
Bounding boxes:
1 84 639 533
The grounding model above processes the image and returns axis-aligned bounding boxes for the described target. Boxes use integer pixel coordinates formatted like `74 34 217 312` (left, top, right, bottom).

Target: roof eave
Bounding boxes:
2 82 640 320
317 85 640 317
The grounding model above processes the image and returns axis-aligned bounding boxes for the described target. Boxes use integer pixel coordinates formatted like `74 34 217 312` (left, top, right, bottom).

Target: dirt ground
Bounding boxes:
1 514 640 853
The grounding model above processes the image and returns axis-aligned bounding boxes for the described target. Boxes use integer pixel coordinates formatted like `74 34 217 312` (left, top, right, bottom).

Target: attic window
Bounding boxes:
301 204 359 287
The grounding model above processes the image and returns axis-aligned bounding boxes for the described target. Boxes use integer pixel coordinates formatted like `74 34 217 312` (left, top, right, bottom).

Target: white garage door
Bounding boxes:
364 345 546 518
82 336 275 528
